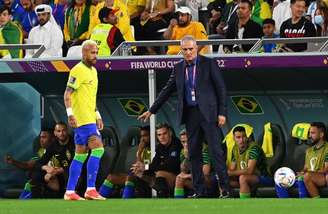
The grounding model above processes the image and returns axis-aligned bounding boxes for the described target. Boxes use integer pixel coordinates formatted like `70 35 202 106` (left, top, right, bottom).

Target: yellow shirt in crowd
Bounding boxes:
167 21 209 55
125 0 146 17
89 0 135 42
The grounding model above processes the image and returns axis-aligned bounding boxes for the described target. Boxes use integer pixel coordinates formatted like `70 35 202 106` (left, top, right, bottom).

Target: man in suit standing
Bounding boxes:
138 35 230 198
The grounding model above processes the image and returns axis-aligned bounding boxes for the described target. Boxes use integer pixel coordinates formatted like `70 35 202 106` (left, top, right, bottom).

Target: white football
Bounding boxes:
274 167 296 188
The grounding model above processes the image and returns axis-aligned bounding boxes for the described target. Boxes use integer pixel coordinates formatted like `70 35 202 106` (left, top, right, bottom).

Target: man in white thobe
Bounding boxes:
25 4 63 58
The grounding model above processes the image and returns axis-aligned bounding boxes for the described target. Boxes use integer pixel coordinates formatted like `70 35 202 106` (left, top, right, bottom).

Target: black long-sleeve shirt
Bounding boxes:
35 137 75 178
149 137 182 175
225 18 263 52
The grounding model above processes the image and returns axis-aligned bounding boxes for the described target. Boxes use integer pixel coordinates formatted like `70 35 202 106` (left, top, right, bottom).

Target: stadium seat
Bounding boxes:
96 126 120 187
284 137 310 173
258 123 286 174
112 126 140 173
66 45 82 58
256 123 286 197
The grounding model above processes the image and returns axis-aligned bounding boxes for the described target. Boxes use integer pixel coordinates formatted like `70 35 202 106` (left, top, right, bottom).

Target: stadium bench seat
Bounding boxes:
258 123 286 174
255 123 286 198
66 45 82 58
112 126 140 173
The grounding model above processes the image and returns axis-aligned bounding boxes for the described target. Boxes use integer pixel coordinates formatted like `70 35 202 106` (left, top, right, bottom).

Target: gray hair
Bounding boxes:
180 35 197 46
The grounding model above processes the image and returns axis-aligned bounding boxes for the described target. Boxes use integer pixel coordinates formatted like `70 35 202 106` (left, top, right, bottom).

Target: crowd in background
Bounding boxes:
0 0 327 57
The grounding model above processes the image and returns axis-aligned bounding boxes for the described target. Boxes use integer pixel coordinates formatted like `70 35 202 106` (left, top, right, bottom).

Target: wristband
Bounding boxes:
96 110 102 119
66 108 73 117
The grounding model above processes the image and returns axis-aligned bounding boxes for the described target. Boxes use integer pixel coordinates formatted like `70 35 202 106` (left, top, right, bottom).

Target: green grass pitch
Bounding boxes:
0 199 327 214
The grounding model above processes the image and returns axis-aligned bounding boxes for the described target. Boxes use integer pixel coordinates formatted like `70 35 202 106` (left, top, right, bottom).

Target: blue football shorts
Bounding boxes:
74 124 101 145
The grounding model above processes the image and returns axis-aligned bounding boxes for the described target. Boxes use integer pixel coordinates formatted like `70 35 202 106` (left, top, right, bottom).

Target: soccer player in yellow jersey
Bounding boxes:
63 40 105 200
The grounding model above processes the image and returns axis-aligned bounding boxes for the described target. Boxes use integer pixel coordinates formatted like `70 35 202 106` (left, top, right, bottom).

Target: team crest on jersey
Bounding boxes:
69 76 76 84
240 161 247 169
66 150 72 160
310 157 318 171
170 151 177 157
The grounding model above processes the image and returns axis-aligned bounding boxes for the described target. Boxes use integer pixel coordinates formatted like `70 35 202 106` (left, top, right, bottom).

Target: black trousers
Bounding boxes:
184 106 230 195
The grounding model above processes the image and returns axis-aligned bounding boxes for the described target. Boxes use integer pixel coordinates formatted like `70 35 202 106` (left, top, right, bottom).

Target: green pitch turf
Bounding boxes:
0 199 326 214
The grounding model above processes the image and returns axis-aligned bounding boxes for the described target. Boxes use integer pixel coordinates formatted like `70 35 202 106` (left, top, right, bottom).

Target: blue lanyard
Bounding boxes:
185 64 196 89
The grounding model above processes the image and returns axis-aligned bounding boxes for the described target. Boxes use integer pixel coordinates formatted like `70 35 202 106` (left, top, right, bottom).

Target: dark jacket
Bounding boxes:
225 18 263 52
149 136 182 175
35 137 75 178
149 55 227 124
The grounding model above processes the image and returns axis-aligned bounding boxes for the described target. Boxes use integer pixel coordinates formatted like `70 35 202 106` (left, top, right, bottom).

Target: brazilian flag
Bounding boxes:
118 98 148 116
0 21 23 58
231 96 263 114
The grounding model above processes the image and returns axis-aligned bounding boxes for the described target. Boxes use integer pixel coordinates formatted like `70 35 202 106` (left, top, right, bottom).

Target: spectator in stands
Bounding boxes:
279 0 316 52
163 6 209 55
174 130 214 198
0 5 23 58
25 4 63 58
307 0 319 26
89 0 135 43
251 0 272 25
122 123 182 198
90 7 125 56
126 0 146 25
89 0 100 28
64 0 91 49
137 0 175 54
20 0 38 38
216 0 239 38
272 0 292 34
228 126 273 199
4 127 55 199
88 0 100 37
314 0 328 36
123 0 146 43
276 122 328 198
2 0 24 22
262 18 280 52
51 0 68 30
30 122 75 198
224 0 263 53
207 1 224 35
99 126 151 198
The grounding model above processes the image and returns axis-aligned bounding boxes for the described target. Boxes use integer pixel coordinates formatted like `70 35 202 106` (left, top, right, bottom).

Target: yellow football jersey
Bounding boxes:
67 62 98 127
